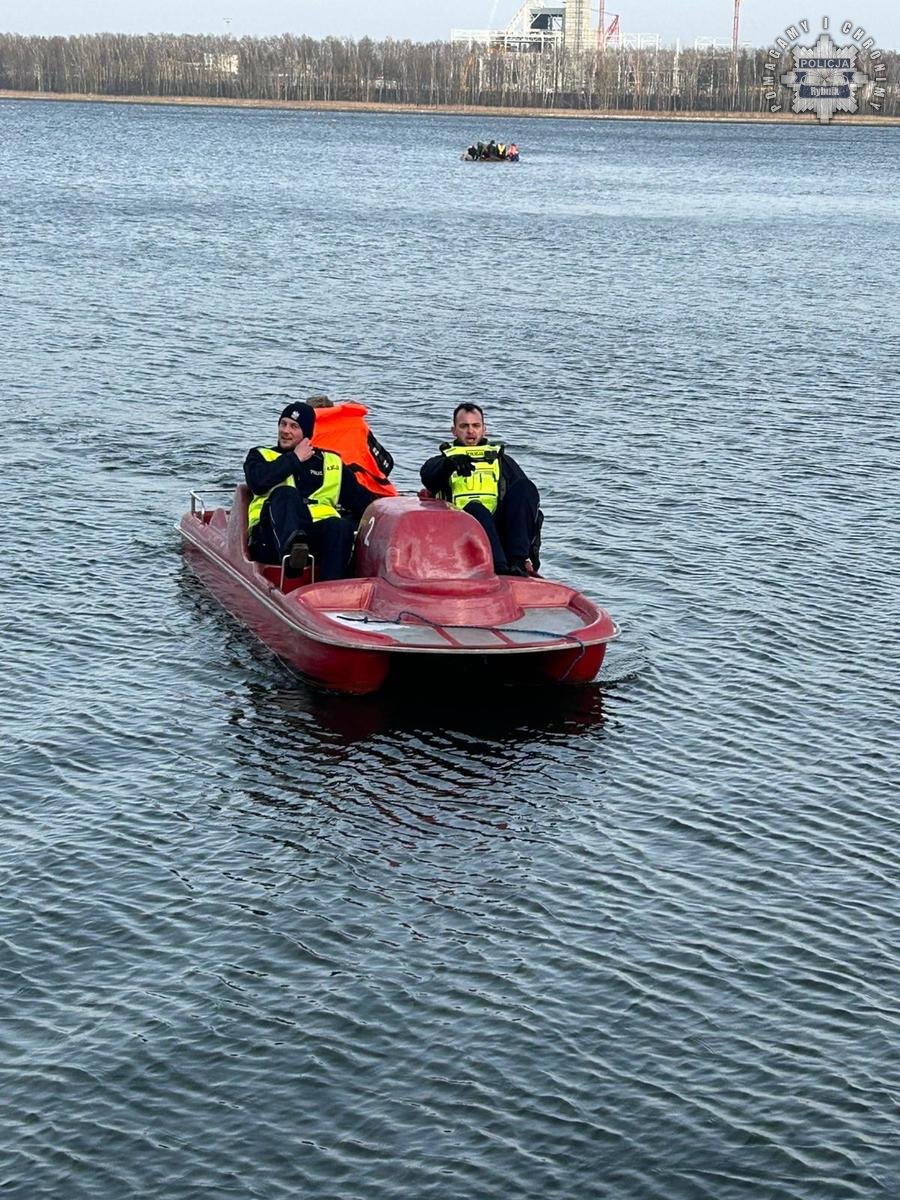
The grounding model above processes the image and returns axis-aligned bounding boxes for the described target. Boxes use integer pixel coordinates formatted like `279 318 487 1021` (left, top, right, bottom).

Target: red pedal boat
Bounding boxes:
179 487 619 695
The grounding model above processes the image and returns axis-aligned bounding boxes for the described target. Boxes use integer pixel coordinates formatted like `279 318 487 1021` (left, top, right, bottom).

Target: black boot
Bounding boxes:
284 532 310 574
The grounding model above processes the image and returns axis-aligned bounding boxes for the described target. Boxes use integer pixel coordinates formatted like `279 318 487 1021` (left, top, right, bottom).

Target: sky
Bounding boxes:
1 1 897 51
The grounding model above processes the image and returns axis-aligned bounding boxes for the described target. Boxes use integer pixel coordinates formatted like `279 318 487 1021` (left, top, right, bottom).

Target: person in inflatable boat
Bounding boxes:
244 402 374 580
419 402 542 577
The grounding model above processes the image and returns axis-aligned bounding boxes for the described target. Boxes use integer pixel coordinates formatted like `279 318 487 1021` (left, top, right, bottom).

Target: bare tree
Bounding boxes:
0 34 895 115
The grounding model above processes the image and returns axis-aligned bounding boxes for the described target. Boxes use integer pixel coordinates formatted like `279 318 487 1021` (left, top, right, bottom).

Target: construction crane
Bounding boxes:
598 1 621 48
732 0 741 53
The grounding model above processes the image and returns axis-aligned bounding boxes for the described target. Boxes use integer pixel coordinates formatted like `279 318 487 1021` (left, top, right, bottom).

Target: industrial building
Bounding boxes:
451 1 599 54
451 1 750 53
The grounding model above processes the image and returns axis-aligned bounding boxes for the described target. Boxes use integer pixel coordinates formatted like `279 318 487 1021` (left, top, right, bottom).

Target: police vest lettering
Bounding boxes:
442 443 503 514
247 447 343 529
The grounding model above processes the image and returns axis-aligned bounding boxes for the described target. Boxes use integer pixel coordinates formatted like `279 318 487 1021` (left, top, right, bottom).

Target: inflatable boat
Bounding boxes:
179 487 618 695
460 152 520 162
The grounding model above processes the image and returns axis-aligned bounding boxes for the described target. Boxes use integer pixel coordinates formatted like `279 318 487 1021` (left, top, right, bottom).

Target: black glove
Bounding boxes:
452 456 475 477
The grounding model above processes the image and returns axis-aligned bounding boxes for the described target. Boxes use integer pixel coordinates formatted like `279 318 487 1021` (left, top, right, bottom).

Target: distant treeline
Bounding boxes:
0 32 896 115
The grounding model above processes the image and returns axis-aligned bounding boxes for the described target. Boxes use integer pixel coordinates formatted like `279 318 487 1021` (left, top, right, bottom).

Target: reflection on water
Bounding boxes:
244 669 608 745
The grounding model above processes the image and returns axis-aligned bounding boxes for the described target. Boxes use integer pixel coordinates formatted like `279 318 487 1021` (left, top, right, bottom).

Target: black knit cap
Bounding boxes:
279 402 315 438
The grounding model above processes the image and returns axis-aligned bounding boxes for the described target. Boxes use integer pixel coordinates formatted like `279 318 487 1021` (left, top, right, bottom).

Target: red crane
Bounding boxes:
598 1 621 47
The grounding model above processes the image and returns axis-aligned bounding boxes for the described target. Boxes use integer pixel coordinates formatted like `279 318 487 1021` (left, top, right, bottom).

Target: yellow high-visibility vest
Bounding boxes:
441 443 503 514
247 447 343 529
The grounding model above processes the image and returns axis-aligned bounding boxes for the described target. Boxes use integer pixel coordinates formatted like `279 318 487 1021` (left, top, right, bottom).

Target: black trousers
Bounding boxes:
248 487 355 582
463 477 541 572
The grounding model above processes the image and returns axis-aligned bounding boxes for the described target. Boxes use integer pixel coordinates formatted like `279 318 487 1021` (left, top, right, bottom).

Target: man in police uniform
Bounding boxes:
420 402 542 576
243 402 374 581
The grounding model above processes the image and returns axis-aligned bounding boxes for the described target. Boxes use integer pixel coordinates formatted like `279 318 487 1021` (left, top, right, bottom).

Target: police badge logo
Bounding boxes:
763 18 887 123
780 31 867 123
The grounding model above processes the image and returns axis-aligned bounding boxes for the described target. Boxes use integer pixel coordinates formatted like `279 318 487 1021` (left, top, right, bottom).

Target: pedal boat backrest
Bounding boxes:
228 483 312 590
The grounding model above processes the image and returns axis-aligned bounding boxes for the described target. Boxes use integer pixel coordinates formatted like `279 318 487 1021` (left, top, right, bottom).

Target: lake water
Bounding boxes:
1 98 898 1198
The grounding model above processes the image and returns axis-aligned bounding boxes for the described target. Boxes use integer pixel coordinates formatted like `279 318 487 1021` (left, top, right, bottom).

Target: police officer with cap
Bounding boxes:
244 402 374 580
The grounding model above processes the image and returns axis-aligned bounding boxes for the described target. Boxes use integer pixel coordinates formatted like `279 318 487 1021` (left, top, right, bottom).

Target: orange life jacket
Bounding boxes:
310 402 398 497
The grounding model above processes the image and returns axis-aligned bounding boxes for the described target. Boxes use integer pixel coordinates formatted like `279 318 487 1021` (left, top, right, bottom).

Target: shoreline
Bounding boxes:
1 89 898 125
